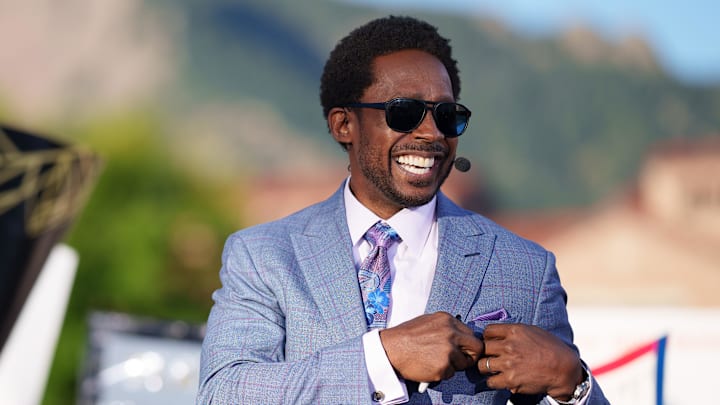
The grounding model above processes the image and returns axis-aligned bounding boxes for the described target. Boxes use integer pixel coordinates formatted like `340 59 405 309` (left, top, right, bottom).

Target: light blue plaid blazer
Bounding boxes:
198 182 608 404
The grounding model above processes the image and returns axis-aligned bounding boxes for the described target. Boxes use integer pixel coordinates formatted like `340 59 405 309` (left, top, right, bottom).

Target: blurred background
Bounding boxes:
0 0 718 403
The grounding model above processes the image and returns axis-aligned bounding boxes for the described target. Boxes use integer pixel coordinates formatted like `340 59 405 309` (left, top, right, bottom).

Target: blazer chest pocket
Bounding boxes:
466 308 518 337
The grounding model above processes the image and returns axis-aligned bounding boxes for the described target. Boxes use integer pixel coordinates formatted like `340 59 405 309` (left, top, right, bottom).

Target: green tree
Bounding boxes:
42 111 240 403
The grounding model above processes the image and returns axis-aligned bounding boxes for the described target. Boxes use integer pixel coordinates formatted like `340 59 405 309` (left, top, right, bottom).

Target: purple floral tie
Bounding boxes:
358 221 401 329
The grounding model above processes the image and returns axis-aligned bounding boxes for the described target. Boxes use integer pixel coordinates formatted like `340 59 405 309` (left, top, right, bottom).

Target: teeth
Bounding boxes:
397 155 435 168
403 165 430 175
396 155 435 174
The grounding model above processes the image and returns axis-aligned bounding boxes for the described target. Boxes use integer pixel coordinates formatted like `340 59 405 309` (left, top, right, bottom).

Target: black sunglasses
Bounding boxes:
341 97 471 138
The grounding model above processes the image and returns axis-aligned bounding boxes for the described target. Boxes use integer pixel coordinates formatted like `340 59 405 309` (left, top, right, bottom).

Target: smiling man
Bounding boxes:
198 16 609 404
333 49 459 218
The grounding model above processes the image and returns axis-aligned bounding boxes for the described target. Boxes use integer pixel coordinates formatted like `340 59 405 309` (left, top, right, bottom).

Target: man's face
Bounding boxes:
345 49 459 218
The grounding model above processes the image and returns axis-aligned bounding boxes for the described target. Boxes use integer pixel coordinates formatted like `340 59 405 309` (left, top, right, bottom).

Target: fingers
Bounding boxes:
449 342 478 371
482 323 509 341
381 312 485 383
447 313 485 370
482 335 507 361
478 356 495 375
479 355 515 395
479 354 521 393
482 323 520 357
455 332 484 363
479 323 583 397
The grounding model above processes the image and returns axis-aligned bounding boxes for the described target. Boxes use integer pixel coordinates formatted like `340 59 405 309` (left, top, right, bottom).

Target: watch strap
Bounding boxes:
554 367 591 405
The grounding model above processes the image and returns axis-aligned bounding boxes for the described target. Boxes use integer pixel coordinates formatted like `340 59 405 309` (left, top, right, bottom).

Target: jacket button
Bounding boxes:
372 391 385 402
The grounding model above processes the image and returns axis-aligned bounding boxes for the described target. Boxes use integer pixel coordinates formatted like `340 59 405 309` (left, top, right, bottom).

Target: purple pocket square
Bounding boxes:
471 308 509 322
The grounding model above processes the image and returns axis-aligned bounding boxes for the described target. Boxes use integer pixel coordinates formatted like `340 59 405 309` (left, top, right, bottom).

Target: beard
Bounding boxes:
356 135 453 208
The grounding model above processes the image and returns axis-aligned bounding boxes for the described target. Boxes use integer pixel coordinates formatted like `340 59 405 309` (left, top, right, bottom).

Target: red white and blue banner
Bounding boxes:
591 335 667 405
568 307 720 405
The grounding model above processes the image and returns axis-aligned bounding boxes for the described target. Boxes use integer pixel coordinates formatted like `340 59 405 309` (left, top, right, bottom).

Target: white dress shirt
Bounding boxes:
344 179 438 404
343 180 592 405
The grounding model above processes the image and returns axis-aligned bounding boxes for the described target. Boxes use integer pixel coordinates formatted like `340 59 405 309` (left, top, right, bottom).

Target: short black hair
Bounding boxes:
320 15 461 121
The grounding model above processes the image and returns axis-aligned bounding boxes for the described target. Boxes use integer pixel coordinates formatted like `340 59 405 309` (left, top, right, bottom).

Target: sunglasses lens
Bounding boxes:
383 98 471 137
386 99 426 132
435 103 470 137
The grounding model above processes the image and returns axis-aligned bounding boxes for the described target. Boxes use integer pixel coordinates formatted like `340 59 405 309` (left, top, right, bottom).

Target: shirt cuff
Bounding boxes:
362 329 408 404
546 364 593 405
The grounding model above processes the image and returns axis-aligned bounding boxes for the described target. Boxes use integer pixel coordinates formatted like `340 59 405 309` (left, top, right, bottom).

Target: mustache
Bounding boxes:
393 143 448 155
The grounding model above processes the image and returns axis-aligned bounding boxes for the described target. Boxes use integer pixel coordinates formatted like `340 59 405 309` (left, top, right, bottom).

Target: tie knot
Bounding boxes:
365 221 401 248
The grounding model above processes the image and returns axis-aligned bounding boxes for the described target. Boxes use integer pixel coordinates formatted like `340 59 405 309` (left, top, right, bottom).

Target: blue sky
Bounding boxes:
347 0 720 85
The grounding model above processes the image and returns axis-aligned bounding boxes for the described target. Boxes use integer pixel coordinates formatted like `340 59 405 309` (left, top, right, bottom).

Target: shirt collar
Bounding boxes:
344 177 436 254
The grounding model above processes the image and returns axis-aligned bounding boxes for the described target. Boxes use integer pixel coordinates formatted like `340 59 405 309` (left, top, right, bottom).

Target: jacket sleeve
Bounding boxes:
197 233 372 404
532 251 610 405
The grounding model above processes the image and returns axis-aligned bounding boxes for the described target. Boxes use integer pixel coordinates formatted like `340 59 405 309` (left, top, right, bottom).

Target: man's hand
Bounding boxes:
379 312 484 383
478 324 583 401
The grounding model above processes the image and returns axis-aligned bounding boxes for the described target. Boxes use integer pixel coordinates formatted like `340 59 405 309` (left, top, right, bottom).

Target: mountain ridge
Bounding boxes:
166 0 720 208
4 0 718 209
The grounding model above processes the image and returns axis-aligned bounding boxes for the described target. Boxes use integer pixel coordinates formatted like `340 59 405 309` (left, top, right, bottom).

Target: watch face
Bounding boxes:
574 380 590 398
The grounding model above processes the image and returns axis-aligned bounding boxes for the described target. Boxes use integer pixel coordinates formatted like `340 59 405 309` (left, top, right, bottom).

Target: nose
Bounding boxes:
413 109 445 143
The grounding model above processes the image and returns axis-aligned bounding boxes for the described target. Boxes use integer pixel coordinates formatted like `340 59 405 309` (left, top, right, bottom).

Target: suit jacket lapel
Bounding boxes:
425 194 496 320
291 185 368 342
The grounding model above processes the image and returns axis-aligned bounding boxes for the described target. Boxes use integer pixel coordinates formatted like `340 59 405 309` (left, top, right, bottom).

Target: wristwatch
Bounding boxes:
554 372 590 405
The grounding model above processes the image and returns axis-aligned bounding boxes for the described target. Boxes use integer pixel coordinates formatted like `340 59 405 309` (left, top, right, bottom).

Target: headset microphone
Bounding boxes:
453 157 471 172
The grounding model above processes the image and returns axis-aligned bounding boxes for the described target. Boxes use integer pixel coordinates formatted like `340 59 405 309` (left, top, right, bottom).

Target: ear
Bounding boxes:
328 107 353 146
